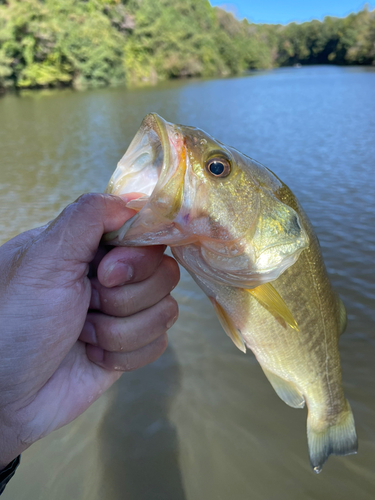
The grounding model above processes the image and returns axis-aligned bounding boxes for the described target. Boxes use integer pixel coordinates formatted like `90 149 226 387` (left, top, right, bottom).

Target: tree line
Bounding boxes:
0 0 374 91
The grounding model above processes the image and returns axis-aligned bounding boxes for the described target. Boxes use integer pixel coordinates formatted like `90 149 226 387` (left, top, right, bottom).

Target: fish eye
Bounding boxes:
205 157 231 178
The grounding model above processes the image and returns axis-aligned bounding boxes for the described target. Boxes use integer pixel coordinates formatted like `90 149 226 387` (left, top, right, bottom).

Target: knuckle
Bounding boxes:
103 352 133 372
166 294 179 316
105 286 134 316
159 295 179 328
75 192 103 209
117 353 134 372
58 193 105 236
156 333 169 353
106 324 125 352
104 334 168 372
161 256 180 288
118 293 135 316
72 193 116 220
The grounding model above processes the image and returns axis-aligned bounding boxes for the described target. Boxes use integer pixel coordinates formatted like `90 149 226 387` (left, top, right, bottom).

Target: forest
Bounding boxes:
0 0 374 91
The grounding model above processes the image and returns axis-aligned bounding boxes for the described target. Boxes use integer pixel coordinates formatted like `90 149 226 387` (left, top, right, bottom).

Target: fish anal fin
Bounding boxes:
209 297 246 353
248 283 299 332
307 400 357 473
262 367 305 409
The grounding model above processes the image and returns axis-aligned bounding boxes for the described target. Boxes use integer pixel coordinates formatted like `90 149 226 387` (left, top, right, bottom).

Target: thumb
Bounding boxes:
34 193 136 266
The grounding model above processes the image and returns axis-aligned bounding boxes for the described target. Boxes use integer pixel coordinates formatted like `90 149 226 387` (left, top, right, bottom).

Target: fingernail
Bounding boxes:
90 288 100 309
87 345 104 363
81 322 97 345
112 261 134 285
166 314 178 329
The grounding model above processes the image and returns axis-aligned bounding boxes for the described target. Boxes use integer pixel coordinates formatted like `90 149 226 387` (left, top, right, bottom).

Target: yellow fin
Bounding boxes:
262 367 305 408
209 297 246 353
248 283 299 331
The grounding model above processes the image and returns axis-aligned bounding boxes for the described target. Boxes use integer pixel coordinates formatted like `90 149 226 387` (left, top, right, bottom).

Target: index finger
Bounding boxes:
97 245 166 287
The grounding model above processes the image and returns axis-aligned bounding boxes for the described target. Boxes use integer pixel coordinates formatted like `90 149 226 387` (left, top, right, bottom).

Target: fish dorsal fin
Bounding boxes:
262 367 305 408
247 283 299 332
209 297 246 353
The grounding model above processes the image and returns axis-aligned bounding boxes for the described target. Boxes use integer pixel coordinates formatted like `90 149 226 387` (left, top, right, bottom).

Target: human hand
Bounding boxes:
0 193 179 469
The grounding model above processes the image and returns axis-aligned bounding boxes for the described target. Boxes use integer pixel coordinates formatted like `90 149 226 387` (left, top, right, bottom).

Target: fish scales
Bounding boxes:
104 113 357 473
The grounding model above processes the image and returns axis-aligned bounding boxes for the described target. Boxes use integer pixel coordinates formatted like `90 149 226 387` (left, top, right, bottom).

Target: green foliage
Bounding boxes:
124 0 226 85
213 10 274 73
0 0 126 89
0 0 374 91
345 8 375 64
274 8 375 66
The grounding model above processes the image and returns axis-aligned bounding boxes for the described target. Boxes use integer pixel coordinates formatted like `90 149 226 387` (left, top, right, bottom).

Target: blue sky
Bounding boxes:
210 1 375 24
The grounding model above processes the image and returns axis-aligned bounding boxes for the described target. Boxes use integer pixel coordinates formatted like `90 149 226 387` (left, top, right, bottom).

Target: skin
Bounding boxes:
0 193 180 470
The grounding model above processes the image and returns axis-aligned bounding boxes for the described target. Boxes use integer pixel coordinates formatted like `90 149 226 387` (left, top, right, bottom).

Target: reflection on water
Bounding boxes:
98 345 186 500
1 66 375 499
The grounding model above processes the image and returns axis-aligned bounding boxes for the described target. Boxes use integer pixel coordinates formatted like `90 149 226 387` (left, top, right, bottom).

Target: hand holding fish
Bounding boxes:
0 193 179 470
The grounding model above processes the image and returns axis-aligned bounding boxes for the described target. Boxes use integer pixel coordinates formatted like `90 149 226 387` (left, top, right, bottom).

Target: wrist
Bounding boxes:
0 456 18 472
0 455 21 494
0 449 22 471
0 455 20 472
0 422 26 471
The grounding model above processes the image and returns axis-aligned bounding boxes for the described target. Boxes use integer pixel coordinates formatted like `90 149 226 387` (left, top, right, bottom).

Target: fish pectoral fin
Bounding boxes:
262 367 305 408
209 297 246 353
247 283 299 332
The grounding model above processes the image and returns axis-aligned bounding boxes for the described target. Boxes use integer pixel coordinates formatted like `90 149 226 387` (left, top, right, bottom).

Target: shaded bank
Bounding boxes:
0 0 374 92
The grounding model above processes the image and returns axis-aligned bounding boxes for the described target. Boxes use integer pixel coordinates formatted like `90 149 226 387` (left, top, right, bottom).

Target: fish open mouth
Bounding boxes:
103 113 188 245
104 113 173 207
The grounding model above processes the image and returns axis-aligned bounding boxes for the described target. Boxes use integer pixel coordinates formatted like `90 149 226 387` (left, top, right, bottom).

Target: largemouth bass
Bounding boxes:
104 113 357 473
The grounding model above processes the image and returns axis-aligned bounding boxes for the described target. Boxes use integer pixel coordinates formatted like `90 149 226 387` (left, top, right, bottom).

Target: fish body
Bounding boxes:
104 114 357 472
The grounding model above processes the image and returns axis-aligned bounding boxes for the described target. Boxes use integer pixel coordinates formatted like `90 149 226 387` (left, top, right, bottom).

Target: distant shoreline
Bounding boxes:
2 64 374 99
0 1 374 94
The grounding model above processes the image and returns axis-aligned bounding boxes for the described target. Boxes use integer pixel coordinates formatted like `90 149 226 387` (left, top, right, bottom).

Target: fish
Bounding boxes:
103 113 357 473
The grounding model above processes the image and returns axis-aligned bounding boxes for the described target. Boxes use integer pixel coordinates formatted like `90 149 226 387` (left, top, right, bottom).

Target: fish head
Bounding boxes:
104 113 309 285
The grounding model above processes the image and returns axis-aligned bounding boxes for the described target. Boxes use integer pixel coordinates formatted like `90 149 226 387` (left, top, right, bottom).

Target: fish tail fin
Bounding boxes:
307 400 357 474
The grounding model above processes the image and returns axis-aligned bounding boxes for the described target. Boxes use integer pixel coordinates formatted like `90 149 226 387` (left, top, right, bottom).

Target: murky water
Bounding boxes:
1 66 375 499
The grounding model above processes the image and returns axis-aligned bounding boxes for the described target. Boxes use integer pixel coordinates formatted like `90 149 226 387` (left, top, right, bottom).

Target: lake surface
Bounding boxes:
1 65 375 499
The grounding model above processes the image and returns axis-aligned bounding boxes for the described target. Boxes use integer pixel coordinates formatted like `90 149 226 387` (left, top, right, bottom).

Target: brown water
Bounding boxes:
1 66 375 499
